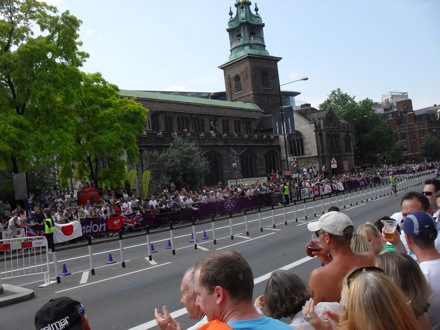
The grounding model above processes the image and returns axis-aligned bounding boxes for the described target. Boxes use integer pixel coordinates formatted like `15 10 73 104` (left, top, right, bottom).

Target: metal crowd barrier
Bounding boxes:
0 236 54 287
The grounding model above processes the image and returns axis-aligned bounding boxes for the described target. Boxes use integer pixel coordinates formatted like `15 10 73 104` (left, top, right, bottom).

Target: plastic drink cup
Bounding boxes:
308 234 323 253
307 240 323 254
383 219 397 241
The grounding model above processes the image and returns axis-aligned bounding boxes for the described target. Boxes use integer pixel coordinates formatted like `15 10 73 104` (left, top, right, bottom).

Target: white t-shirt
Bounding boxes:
8 216 18 229
291 302 339 330
433 209 440 220
149 199 158 209
420 258 440 330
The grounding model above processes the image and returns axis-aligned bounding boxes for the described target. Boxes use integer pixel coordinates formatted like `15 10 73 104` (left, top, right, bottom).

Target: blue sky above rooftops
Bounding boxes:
42 0 440 110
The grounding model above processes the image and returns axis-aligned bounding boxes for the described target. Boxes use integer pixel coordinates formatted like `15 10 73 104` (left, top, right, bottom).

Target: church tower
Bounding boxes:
219 0 282 114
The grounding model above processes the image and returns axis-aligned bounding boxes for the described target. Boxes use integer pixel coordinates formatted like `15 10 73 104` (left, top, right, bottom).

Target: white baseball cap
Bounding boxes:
307 211 354 236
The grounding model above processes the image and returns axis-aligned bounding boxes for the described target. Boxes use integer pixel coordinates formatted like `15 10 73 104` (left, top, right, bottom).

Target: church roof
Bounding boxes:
119 89 263 113
295 107 326 123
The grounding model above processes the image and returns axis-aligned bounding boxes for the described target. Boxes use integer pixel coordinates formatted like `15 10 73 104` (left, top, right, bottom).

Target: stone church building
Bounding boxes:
122 0 356 193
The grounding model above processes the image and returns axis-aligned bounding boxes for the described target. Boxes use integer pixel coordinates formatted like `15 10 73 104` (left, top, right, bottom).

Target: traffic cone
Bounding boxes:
165 240 172 249
202 231 209 240
60 263 71 276
106 253 116 264
150 243 157 253
189 233 195 243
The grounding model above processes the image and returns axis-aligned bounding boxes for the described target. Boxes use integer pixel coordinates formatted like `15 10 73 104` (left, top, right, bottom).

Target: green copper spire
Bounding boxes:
227 0 269 61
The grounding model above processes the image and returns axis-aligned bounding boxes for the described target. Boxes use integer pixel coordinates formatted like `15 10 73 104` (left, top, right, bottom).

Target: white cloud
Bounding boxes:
165 85 188 92
38 0 64 7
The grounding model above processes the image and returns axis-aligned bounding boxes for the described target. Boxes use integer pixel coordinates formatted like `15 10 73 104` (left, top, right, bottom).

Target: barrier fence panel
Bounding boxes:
0 236 53 287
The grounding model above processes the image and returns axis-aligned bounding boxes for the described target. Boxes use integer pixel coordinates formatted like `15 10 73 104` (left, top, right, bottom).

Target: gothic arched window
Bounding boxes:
264 150 279 174
240 150 257 178
203 150 223 187
344 133 352 153
288 131 305 156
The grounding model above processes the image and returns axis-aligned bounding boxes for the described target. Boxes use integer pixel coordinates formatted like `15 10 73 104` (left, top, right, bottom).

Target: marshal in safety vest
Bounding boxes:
45 217 54 234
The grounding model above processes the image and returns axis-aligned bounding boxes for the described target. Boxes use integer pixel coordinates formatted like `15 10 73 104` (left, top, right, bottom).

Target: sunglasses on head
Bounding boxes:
422 191 433 196
346 266 383 289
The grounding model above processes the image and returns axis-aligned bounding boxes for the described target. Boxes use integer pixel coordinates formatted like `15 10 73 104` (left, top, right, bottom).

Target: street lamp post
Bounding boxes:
279 108 289 171
232 162 239 187
278 76 309 173
280 77 309 86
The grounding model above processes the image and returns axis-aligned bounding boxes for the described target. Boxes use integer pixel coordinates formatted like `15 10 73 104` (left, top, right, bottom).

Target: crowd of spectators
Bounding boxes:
0 163 435 236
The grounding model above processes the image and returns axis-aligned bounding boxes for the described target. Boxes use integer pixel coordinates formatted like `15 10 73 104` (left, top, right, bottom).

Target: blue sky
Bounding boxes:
45 0 439 110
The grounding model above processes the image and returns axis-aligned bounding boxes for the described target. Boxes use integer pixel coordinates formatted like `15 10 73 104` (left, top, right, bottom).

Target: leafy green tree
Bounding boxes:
387 141 405 165
149 136 210 191
64 72 147 189
421 136 440 162
320 89 395 165
0 0 88 174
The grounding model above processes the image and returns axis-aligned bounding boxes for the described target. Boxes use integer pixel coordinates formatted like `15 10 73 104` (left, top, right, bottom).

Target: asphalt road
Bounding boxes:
1 172 431 330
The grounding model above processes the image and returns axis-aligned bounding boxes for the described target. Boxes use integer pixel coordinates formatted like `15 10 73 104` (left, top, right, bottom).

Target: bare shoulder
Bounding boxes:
355 252 376 265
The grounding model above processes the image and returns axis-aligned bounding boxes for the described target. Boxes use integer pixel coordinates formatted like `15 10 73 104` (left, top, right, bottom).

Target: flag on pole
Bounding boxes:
54 221 82 243
107 215 124 231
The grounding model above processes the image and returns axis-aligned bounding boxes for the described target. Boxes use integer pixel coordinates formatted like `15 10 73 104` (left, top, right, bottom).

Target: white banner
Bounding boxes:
54 221 82 243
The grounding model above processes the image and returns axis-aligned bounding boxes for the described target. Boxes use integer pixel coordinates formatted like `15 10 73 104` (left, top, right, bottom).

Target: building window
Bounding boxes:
164 116 173 132
177 117 190 132
261 70 270 89
192 117 204 133
344 133 352 153
265 150 279 174
319 133 325 155
243 120 252 135
149 114 158 131
204 150 223 187
400 132 406 140
288 131 305 156
222 119 230 133
234 75 242 94
240 151 256 178
234 120 242 134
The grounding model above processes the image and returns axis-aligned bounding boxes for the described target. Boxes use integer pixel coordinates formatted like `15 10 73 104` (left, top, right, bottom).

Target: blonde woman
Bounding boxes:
357 221 394 255
349 233 374 255
376 253 432 329
302 268 419 330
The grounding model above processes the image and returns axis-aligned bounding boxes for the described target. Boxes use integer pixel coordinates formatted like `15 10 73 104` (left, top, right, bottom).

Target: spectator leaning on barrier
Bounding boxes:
35 296 91 330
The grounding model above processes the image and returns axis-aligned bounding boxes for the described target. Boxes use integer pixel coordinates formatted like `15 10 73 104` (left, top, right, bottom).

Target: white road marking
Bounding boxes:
79 271 89 284
235 235 252 239
55 262 172 294
145 258 157 265
264 227 281 231
216 232 276 250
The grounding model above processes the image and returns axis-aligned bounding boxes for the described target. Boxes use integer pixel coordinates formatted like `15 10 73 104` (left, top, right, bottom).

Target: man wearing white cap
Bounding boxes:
306 211 375 304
